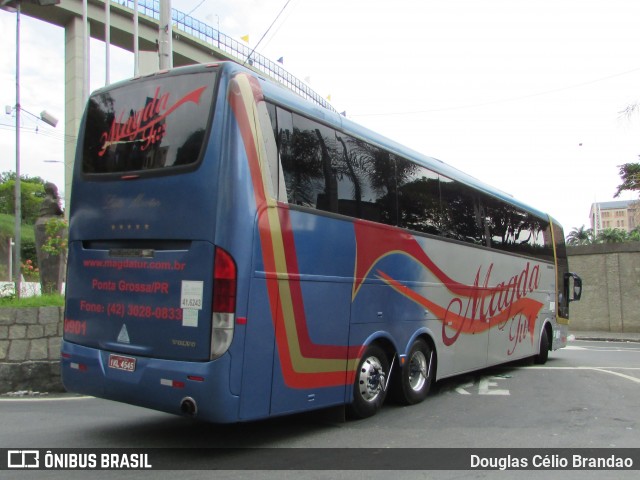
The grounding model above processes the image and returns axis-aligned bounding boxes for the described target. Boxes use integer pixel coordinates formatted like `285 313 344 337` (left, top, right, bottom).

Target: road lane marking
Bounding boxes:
478 376 509 395
590 368 640 385
527 366 640 385
567 344 640 352
454 381 474 395
452 376 510 395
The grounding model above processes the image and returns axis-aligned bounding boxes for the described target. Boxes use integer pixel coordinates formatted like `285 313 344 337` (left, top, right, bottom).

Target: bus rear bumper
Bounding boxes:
60 341 240 423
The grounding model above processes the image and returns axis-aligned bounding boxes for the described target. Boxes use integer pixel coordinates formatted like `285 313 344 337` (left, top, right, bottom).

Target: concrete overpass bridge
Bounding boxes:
16 0 332 206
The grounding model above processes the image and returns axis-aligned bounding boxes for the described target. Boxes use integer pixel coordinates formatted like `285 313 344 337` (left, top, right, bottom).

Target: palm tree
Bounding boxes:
596 228 628 244
566 226 594 246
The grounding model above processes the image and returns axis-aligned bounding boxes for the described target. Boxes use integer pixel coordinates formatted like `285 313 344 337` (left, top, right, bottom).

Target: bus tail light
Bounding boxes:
210 247 236 360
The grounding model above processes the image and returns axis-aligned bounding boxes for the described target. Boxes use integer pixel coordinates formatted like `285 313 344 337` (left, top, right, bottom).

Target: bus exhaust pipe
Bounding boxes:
180 397 198 417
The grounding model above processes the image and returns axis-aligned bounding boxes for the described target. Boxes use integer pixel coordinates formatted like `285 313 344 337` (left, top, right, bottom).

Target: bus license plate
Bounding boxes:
108 354 136 372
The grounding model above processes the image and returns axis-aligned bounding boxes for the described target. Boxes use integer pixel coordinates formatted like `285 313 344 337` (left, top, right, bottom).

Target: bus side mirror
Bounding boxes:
565 272 582 302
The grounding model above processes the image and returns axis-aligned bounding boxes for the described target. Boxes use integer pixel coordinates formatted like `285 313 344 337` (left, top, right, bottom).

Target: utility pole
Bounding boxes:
14 0 22 298
158 0 172 69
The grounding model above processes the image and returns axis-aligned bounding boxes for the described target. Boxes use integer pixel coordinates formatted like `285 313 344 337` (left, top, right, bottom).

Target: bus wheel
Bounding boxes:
534 328 549 364
394 338 433 405
348 345 389 419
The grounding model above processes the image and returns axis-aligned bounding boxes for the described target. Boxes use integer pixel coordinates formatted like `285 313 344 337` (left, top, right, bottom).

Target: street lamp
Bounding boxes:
6 106 58 128
1 0 60 298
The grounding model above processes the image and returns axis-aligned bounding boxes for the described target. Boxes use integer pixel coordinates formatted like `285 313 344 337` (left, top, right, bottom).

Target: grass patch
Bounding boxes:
0 213 35 241
0 213 15 234
0 293 64 308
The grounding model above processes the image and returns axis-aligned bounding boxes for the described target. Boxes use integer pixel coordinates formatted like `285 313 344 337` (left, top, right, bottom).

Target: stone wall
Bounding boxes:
0 307 65 394
567 242 640 333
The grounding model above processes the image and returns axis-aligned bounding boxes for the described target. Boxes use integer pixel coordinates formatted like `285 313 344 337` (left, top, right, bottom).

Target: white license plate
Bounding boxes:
108 354 136 372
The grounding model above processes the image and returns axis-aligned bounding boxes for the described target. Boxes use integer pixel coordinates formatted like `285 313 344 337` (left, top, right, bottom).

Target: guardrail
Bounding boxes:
118 0 336 113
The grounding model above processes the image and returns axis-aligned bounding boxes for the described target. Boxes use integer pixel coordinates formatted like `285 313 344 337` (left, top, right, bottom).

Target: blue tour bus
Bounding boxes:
61 61 582 423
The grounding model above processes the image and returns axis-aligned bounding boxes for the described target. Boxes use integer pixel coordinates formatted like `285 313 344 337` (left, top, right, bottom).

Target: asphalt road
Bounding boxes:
1 339 638 479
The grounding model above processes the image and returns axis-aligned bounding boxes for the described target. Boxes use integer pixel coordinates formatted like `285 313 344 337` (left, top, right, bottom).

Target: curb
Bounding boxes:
570 336 640 344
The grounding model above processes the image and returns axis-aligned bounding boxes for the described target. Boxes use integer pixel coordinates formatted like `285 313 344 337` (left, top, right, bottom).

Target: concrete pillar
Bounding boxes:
64 16 89 213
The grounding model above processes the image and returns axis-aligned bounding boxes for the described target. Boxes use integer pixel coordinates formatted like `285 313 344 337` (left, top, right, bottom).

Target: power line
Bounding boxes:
350 66 640 118
0 121 74 142
262 0 299 50
185 0 206 17
243 0 293 66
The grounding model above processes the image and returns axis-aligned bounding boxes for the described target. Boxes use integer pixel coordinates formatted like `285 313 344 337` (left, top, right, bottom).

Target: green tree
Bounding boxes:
614 162 640 198
566 226 594 246
0 172 47 224
596 228 628 244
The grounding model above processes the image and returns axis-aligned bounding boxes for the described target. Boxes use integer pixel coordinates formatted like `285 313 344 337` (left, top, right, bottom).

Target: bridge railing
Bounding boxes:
117 0 336 113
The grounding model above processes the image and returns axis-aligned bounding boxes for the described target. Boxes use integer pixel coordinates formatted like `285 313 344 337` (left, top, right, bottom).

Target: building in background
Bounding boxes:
590 200 639 235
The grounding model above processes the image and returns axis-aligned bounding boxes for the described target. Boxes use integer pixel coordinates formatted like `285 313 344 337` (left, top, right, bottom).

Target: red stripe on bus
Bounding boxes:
228 74 356 388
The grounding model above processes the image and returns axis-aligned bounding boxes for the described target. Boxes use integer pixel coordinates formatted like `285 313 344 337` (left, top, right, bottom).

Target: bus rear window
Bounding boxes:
82 71 217 175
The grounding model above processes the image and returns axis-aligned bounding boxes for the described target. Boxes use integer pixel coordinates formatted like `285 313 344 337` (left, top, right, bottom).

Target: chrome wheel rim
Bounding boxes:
408 350 427 392
358 356 385 402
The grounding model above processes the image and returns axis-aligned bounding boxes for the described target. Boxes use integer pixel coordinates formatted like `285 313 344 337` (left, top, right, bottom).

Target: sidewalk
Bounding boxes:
569 330 640 343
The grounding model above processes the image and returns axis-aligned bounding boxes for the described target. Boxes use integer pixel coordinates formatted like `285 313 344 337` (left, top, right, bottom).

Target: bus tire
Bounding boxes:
394 338 433 405
347 345 389 419
534 328 549 364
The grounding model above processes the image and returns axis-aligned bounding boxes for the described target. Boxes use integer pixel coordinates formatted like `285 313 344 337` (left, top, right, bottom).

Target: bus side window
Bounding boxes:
396 158 441 235
266 102 277 140
260 102 282 201
485 199 550 257
439 177 483 243
334 134 396 225
276 108 299 206
273 112 338 212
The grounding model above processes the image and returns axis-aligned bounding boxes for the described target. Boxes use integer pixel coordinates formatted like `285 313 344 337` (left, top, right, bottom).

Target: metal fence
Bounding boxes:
117 0 336 112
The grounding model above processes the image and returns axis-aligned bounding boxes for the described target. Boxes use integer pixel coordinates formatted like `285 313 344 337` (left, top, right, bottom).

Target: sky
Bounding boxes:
2 0 640 233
